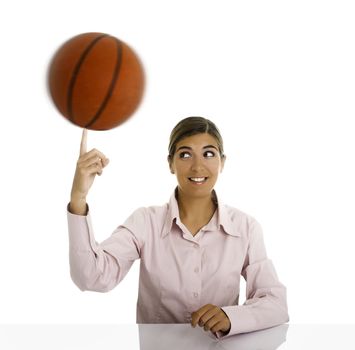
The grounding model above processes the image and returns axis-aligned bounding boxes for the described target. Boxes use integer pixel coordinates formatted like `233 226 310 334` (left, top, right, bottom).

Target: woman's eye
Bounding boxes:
204 150 215 158
179 152 191 159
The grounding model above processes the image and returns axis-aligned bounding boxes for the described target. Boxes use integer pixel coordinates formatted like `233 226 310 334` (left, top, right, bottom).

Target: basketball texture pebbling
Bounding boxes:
48 32 145 130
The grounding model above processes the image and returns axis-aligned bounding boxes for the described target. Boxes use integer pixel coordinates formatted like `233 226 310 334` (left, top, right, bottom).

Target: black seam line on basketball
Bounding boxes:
84 38 123 129
67 34 109 123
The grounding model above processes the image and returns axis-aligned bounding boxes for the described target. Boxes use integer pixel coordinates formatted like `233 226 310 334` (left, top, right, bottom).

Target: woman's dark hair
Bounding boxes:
168 116 225 160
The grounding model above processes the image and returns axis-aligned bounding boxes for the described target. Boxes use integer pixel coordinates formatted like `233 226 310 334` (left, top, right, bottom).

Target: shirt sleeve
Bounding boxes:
67 203 146 292
216 218 289 339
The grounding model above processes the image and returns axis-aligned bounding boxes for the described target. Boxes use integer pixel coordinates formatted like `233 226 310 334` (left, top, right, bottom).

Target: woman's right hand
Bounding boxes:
69 129 110 214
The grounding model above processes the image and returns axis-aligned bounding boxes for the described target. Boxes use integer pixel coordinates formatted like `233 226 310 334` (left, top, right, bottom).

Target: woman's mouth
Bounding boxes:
188 177 208 184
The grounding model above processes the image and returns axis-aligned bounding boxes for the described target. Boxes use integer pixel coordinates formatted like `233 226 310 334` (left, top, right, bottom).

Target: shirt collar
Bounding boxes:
162 187 241 238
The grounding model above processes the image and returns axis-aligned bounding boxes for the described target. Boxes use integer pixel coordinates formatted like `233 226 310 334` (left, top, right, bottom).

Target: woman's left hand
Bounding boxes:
191 304 231 334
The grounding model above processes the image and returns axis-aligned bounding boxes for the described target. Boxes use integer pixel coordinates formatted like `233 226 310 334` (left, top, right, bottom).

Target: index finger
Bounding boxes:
80 128 87 156
191 304 214 327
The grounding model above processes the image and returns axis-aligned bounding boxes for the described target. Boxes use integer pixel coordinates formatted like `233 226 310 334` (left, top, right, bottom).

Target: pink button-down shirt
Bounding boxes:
67 189 289 338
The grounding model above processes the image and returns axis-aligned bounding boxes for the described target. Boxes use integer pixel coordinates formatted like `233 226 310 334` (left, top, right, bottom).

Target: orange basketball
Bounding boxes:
48 32 145 130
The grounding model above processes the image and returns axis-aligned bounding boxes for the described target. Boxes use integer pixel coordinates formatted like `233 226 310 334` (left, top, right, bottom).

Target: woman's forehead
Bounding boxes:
175 133 219 149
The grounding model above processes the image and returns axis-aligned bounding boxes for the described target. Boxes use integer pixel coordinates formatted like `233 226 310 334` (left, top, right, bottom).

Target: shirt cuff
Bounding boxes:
214 305 256 338
213 329 230 339
67 202 89 216
67 202 98 253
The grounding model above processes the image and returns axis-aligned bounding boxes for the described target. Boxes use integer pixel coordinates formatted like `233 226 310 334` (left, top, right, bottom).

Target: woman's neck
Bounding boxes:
176 189 216 224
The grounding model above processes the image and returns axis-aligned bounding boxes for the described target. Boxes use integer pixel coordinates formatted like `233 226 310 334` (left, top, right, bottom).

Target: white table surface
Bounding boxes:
1 324 354 349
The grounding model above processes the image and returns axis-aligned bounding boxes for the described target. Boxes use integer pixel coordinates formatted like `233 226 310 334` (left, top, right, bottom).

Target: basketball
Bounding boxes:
48 32 145 130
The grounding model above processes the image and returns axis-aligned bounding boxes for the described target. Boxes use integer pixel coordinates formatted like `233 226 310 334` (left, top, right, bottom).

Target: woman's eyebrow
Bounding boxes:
176 145 218 152
203 145 218 150
176 146 190 153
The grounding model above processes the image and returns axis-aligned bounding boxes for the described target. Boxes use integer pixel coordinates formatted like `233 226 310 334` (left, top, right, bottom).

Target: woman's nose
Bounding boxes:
190 157 204 172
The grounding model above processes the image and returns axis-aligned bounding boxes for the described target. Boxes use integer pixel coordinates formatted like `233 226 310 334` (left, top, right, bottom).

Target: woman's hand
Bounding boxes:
70 129 110 214
191 304 231 334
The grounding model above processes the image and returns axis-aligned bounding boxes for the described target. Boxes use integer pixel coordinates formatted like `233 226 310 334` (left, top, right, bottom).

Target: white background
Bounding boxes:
0 0 354 325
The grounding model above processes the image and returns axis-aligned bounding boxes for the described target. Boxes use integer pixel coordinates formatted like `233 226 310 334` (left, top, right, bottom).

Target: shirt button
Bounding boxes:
193 292 199 298
194 267 199 273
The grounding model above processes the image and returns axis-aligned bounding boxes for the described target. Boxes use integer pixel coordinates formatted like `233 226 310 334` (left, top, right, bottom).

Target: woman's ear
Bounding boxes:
167 155 174 174
220 154 226 173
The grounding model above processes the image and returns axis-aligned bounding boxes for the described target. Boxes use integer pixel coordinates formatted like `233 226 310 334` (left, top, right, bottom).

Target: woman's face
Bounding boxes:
169 133 225 198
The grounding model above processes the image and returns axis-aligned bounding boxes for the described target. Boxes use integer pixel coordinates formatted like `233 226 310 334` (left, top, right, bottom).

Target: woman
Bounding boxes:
67 116 289 338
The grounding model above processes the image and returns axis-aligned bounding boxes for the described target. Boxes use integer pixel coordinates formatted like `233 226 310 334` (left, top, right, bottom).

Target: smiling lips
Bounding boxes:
188 177 208 184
